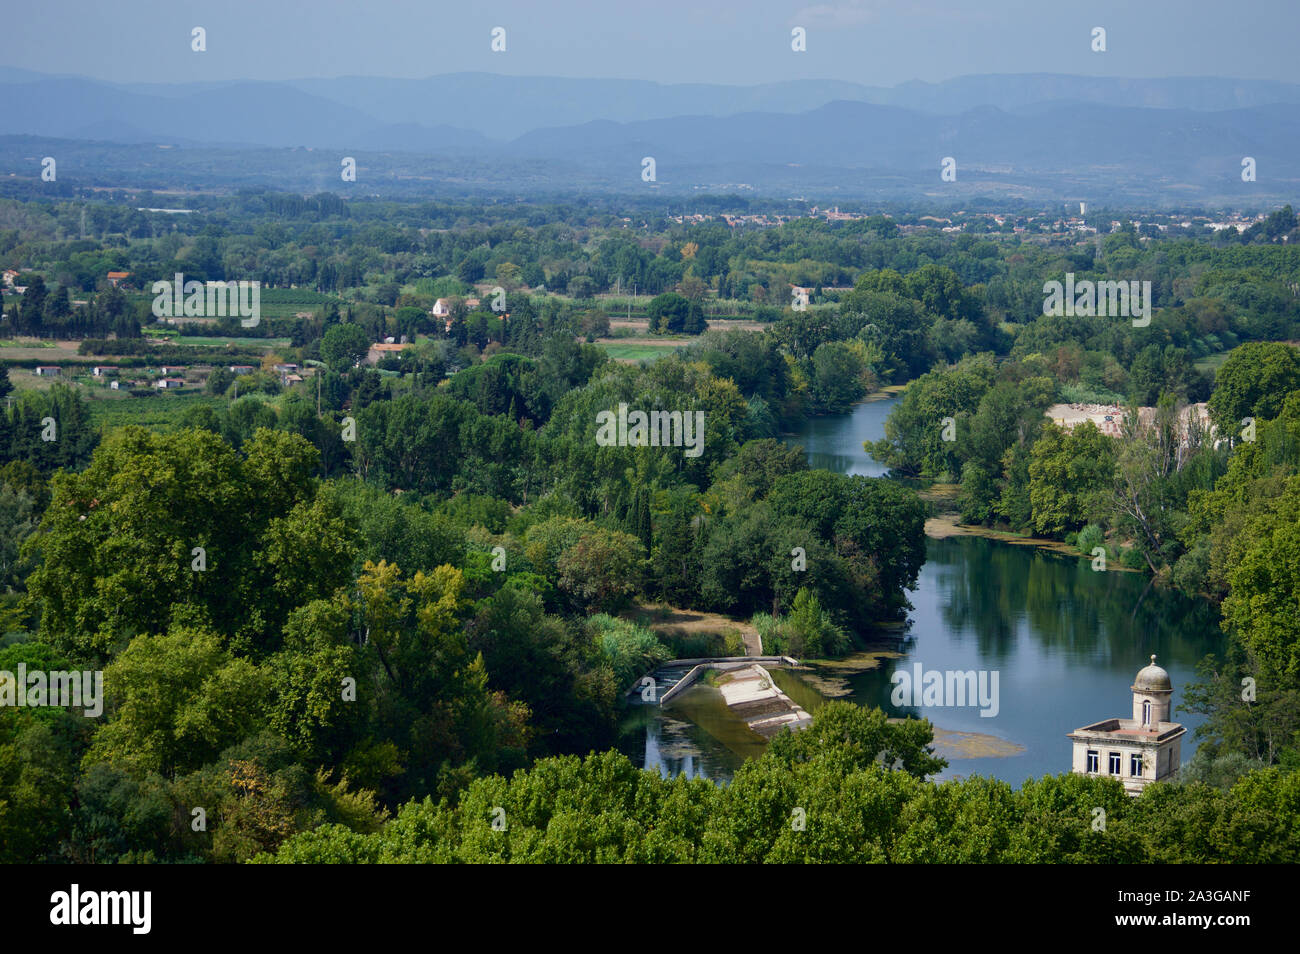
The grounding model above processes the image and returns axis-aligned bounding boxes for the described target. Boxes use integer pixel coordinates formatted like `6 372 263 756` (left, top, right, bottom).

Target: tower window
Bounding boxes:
1108 752 1121 775
1143 700 1152 726
1086 750 1099 773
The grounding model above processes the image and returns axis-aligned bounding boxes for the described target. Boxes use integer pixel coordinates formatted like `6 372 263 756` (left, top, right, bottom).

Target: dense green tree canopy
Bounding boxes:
1206 341 1300 432
25 426 356 661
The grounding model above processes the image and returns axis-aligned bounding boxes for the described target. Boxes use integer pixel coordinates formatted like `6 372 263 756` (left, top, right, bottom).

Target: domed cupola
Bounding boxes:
1132 654 1173 727
1133 655 1172 692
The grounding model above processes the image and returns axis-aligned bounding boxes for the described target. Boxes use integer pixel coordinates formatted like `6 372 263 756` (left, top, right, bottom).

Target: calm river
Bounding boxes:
618 395 1222 786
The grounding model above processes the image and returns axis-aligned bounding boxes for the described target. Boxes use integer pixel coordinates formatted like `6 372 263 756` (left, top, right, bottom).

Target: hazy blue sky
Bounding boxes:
5 0 1298 86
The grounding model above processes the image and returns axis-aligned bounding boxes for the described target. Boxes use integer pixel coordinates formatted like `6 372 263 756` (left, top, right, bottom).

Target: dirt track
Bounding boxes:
632 605 762 655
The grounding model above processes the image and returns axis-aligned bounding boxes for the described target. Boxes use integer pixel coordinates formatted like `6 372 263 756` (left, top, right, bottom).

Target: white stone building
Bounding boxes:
1067 655 1185 795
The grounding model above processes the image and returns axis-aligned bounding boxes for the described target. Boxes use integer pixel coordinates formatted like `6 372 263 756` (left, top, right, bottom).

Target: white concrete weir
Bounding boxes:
628 657 812 739
713 664 813 738
625 656 800 703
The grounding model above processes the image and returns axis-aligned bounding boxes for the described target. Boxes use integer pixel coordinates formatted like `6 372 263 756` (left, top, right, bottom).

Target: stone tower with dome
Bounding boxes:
1067 655 1186 795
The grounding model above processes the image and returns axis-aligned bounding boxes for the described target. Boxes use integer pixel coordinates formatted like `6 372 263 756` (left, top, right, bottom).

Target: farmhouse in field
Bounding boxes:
366 342 411 366
272 363 301 386
34 366 61 376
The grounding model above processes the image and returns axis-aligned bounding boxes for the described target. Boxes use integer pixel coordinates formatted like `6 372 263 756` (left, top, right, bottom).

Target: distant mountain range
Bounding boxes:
1 69 1298 202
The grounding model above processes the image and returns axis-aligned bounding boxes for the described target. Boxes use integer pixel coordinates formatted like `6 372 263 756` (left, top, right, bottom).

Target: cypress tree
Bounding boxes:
635 487 653 552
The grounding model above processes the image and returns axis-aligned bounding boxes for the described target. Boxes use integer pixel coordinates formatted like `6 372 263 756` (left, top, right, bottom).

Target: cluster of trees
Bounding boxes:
645 292 706 335
1 425 613 862
0 374 98 475
337 346 927 633
0 277 141 340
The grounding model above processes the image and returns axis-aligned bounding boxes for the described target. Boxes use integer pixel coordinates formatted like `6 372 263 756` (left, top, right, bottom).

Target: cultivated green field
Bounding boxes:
1194 352 1232 374
595 342 682 362
87 392 224 431
146 333 291 348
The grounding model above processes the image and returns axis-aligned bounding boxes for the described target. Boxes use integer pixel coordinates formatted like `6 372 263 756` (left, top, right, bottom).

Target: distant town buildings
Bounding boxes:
662 207 1265 239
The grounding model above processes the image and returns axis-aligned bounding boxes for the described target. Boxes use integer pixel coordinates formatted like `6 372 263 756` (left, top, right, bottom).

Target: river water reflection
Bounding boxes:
618 396 1223 785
